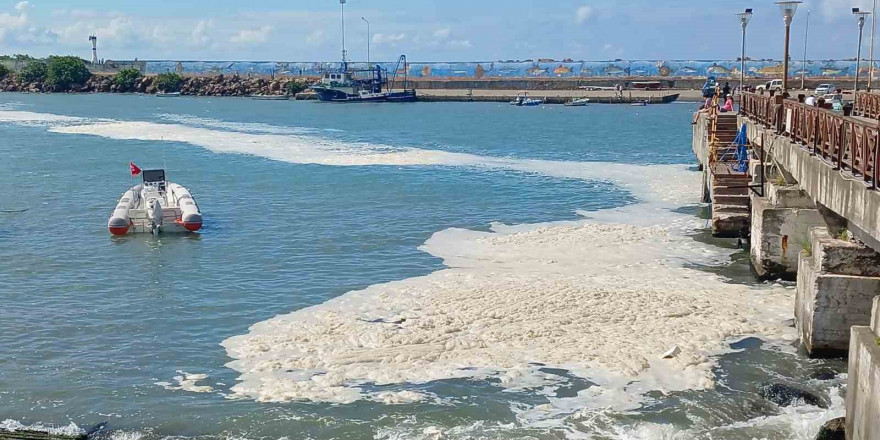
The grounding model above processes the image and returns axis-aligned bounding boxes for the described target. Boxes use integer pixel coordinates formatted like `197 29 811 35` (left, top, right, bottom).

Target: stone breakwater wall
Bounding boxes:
0 74 308 96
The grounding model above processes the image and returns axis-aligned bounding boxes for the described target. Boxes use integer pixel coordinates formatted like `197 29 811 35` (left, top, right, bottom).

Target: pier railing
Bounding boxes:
740 92 776 127
741 92 880 188
853 91 880 120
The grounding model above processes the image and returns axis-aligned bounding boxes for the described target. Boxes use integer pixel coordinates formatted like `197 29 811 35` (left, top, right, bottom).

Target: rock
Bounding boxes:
810 368 840 381
661 345 681 359
758 383 828 409
815 417 845 440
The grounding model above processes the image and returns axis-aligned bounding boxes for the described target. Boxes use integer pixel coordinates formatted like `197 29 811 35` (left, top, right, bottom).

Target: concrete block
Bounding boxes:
768 183 817 209
846 326 880 440
810 228 880 277
873 297 880 337
712 212 748 238
751 195 824 279
796 251 880 356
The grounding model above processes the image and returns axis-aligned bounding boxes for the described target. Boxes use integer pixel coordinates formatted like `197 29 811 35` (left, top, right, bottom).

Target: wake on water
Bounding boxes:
0 109 843 439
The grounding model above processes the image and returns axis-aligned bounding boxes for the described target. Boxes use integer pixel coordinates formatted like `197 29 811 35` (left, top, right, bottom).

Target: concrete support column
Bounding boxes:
750 181 825 279
846 297 880 440
796 228 880 357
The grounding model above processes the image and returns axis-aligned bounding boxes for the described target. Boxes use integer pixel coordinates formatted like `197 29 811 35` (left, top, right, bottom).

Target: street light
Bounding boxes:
362 17 370 68
736 8 753 93
775 1 801 93
802 10 810 91
854 8 871 92
340 0 347 65
870 0 877 90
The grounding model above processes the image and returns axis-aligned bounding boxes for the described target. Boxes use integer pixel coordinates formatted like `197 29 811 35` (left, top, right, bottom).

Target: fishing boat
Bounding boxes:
156 92 181 98
630 100 648 107
310 1 416 103
564 97 590 107
510 92 543 107
108 168 202 236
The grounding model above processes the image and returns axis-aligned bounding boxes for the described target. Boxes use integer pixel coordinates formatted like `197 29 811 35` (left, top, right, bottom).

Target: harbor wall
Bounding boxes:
846 296 880 440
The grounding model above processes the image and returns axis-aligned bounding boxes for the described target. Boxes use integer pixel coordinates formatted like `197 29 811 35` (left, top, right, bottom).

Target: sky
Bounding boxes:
0 0 877 62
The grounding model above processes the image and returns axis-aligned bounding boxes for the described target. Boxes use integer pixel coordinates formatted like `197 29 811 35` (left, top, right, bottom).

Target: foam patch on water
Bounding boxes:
156 371 214 393
0 109 803 432
0 419 85 437
157 113 338 135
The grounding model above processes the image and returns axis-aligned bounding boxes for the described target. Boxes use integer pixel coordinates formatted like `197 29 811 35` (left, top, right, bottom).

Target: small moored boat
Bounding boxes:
630 100 648 107
156 92 181 98
510 92 543 107
108 168 202 235
251 94 289 101
564 97 590 107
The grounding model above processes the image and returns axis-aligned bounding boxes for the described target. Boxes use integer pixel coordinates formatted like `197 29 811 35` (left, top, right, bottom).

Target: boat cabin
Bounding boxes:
143 169 167 192
321 72 352 86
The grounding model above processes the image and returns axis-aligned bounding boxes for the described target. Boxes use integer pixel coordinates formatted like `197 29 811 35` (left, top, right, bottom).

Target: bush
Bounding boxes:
114 68 141 90
19 61 47 83
155 72 183 92
286 80 307 95
46 56 91 89
0 64 9 79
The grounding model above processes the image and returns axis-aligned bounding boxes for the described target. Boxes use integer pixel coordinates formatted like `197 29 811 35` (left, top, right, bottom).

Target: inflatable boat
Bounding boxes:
108 169 202 235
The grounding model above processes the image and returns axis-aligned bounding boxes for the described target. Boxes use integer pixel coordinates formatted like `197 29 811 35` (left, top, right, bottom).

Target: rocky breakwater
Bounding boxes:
0 73 308 97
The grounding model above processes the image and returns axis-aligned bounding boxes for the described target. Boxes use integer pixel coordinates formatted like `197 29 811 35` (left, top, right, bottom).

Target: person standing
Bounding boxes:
722 82 732 97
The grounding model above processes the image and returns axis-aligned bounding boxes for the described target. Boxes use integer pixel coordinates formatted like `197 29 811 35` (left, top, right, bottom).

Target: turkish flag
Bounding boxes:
130 162 142 176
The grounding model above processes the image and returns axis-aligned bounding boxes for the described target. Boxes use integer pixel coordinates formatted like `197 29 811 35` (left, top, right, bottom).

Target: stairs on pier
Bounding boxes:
709 113 751 237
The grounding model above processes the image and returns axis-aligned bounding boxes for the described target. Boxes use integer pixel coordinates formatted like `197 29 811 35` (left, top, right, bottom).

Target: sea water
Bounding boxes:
0 94 846 439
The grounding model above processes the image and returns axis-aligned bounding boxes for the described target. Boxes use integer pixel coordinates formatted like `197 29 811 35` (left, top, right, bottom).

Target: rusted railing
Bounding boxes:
853 91 880 120
740 92 776 127
740 93 880 188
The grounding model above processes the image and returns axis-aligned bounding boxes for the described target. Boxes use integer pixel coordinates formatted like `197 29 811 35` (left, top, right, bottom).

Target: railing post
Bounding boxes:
837 120 846 170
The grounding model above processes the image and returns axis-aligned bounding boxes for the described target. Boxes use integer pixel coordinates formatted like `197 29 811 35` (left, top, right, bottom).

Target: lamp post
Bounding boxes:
736 9 753 93
340 0 347 65
802 10 810 90
775 1 801 93
870 0 877 90
362 17 370 68
854 8 871 92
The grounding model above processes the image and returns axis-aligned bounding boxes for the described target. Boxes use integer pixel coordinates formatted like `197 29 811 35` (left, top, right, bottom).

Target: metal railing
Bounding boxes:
852 91 880 120
740 92 880 189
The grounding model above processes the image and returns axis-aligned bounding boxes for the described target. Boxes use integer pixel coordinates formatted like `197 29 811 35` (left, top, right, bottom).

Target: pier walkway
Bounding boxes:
694 91 880 439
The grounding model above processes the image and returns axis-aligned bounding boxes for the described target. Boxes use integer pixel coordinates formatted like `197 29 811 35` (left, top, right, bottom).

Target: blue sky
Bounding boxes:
0 0 875 61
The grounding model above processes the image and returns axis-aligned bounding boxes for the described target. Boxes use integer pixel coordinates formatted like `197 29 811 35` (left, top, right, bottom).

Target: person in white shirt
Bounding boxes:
805 95 817 106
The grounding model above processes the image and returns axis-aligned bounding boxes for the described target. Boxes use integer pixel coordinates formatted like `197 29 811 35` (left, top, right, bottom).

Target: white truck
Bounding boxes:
755 79 784 92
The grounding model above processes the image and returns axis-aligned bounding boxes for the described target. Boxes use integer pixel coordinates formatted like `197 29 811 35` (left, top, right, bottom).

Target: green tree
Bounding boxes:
114 68 141 90
19 61 47 83
46 56 91 89
0 64 9 79
155 72 183 92
286 80 307 95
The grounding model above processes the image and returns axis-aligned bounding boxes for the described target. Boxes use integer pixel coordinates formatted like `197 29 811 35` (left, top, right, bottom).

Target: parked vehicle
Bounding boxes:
815 84 836 95
755 79 784 92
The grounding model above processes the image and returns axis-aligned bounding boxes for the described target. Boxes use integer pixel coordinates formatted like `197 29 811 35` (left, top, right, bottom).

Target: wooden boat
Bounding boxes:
564 97 590 107
156 92 181 98
251 95 289 101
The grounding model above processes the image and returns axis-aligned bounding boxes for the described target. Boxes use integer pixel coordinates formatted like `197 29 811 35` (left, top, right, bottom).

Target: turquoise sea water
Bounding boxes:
0 95 845 439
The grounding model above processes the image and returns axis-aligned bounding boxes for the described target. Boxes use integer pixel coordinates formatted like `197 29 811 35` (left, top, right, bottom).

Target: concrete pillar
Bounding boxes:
796 228 880 357
845 296 880 440
750 182 825 279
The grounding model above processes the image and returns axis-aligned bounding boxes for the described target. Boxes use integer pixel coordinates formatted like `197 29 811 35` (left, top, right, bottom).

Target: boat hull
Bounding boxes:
312 87 417 103
108 183 202 235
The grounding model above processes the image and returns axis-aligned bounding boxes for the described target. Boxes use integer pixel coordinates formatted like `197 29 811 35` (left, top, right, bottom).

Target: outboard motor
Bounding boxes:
148 198 163 234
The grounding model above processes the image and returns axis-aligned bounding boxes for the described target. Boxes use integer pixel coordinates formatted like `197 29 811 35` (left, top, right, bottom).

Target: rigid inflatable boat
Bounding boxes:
108 169 202 235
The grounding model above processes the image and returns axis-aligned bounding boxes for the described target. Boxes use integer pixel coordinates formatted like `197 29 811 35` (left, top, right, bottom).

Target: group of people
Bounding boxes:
692 82 735 124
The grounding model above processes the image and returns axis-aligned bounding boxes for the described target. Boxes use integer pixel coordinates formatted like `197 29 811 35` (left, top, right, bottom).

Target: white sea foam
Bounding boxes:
157 113 337 135
156 371 214 393
0 419 85 437
0 109 804 432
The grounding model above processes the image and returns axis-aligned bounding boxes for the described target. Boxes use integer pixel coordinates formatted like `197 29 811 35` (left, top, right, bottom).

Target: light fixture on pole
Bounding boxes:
801 10 810 90
854 8 871 92
775 1 801 93
340 0 347 65
362 17 370 68
870 0 877 91
736 8 754 93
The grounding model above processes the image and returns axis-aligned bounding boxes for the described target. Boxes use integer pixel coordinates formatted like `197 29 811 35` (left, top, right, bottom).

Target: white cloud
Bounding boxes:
191 20 212 47
820 0 872 21
305 29 325 45
0 2 59 45
433 27 450 39
372 32 406 45
230 25 273 44
448 39 472 48
575 5 593 24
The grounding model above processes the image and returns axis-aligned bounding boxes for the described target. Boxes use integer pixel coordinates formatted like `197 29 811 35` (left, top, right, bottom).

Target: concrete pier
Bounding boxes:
846 296 880 440
796 228 880 356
